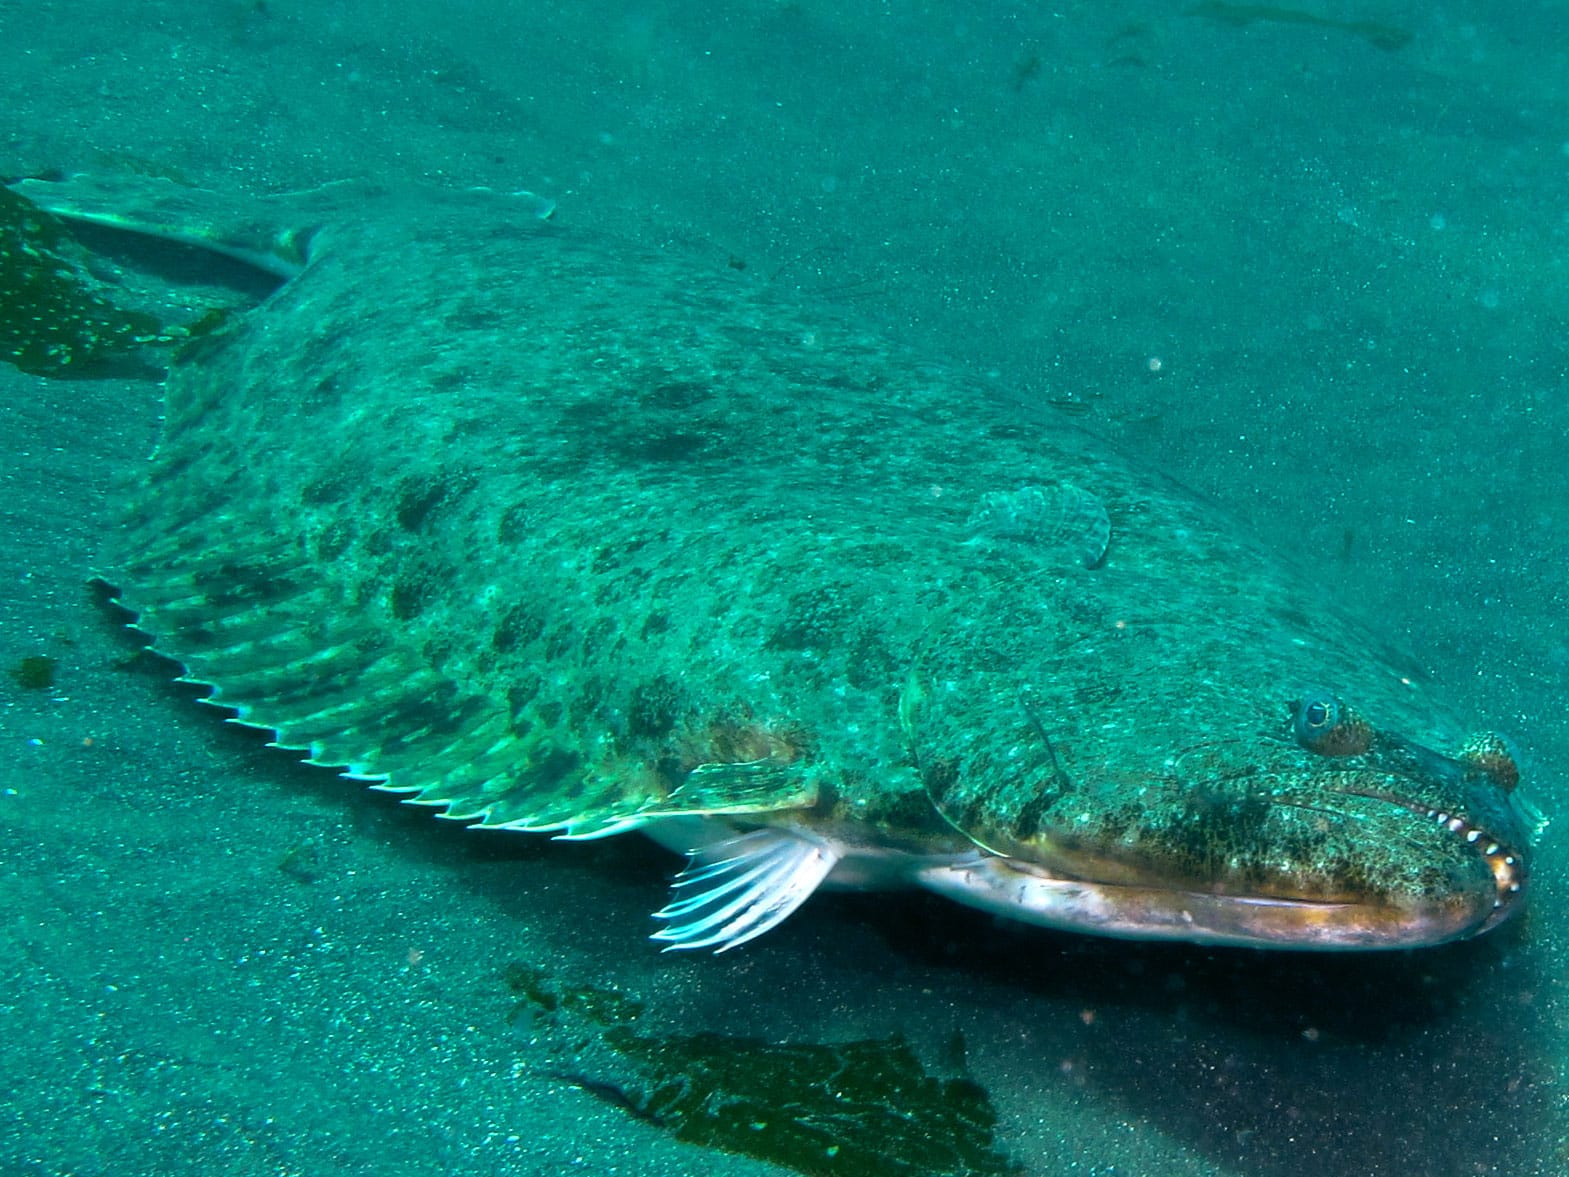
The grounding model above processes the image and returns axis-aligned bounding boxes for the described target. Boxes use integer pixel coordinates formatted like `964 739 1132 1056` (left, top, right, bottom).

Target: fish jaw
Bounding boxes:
914 850 1508 951
905 749 1539 950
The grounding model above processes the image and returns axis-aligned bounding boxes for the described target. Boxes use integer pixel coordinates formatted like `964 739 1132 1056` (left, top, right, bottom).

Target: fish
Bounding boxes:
12 173 1541 953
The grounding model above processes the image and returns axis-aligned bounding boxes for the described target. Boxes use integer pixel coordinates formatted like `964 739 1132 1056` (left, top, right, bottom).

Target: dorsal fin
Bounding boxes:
8 174 355 277
7 175 555 279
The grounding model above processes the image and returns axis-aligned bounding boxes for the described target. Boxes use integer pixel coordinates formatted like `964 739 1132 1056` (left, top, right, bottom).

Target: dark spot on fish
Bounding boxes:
558 398 604 427
536 700 564 728
569 678 606 728
302 470 353 506
770 584 853 652
1084 806 1133 846
985 425 1028 445
529 745 584 789
446 302 506 331
842 540 912 568
174 625 218 651
1271 604 1314 632
539 750 589 787
395 469 475 532
1190 786 1271 837
543 625 576 663
300 372 342 412
389 568 434 621
422 636 456 675
1010 51 1042 90
146 449 196 486
1070 680 1123 708
349 637 392 665
301 473 345 511
428 366 469 391
314 519 355 562
361 525 395 558
1188 2 1411 52
651 754 684 789
295 322 346 375
582 618 619 658
635 430 706 462
845 631 896 690
493 601 546 653
497 502 532 545
873 784 955 836
506 678 541 725
1161 787 1273 878
646 380 713 410
640 610 669 638
628 675 685 739
595 568 651 607
592 536 656 577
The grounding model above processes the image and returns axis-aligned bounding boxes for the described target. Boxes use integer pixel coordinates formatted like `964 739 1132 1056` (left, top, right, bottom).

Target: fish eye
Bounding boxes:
1293 688 1372 756
1300 696 1338 731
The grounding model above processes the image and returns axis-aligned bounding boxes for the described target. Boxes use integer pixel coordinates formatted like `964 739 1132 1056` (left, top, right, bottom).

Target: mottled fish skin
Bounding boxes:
17 177 1539 952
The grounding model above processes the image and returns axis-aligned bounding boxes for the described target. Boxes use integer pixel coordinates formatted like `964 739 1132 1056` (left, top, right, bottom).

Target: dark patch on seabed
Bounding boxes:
0 186 164 376
0 184 260 377
505 962 1020 1177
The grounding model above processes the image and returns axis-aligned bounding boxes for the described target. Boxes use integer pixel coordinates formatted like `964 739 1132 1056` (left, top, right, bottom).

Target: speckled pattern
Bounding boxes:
35 177 1537 947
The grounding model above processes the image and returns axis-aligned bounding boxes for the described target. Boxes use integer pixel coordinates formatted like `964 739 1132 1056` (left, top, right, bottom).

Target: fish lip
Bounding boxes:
918 853 1507 950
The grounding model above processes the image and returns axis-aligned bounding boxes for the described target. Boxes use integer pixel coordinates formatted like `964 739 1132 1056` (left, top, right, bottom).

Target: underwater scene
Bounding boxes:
2 2 1565 1174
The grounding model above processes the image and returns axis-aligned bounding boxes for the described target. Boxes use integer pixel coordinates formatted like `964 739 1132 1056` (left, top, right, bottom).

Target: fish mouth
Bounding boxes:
916 857 1499 949
1315 780 1529 938
916 786 1530 951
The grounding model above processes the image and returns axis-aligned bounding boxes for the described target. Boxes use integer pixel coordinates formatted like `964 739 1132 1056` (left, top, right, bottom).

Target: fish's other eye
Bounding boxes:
1292 687 1372 756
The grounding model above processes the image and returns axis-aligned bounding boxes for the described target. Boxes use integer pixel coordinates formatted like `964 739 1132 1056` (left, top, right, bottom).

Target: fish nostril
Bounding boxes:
1457 731 1521 793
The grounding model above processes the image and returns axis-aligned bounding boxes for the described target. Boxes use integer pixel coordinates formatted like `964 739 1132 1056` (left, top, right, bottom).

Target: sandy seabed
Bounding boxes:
2 2 1565 1174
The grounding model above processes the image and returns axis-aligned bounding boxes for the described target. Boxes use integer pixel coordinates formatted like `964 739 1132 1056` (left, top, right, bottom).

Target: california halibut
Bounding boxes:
16 175 1541 952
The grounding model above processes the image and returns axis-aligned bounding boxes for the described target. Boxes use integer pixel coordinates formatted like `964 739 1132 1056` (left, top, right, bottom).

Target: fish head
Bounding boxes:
902 615 1544 950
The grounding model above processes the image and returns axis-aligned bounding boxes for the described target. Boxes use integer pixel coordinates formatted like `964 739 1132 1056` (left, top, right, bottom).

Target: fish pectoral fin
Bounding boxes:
651 829 840 953
421 751 818 843
665 757 818 816
556 758 817 841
